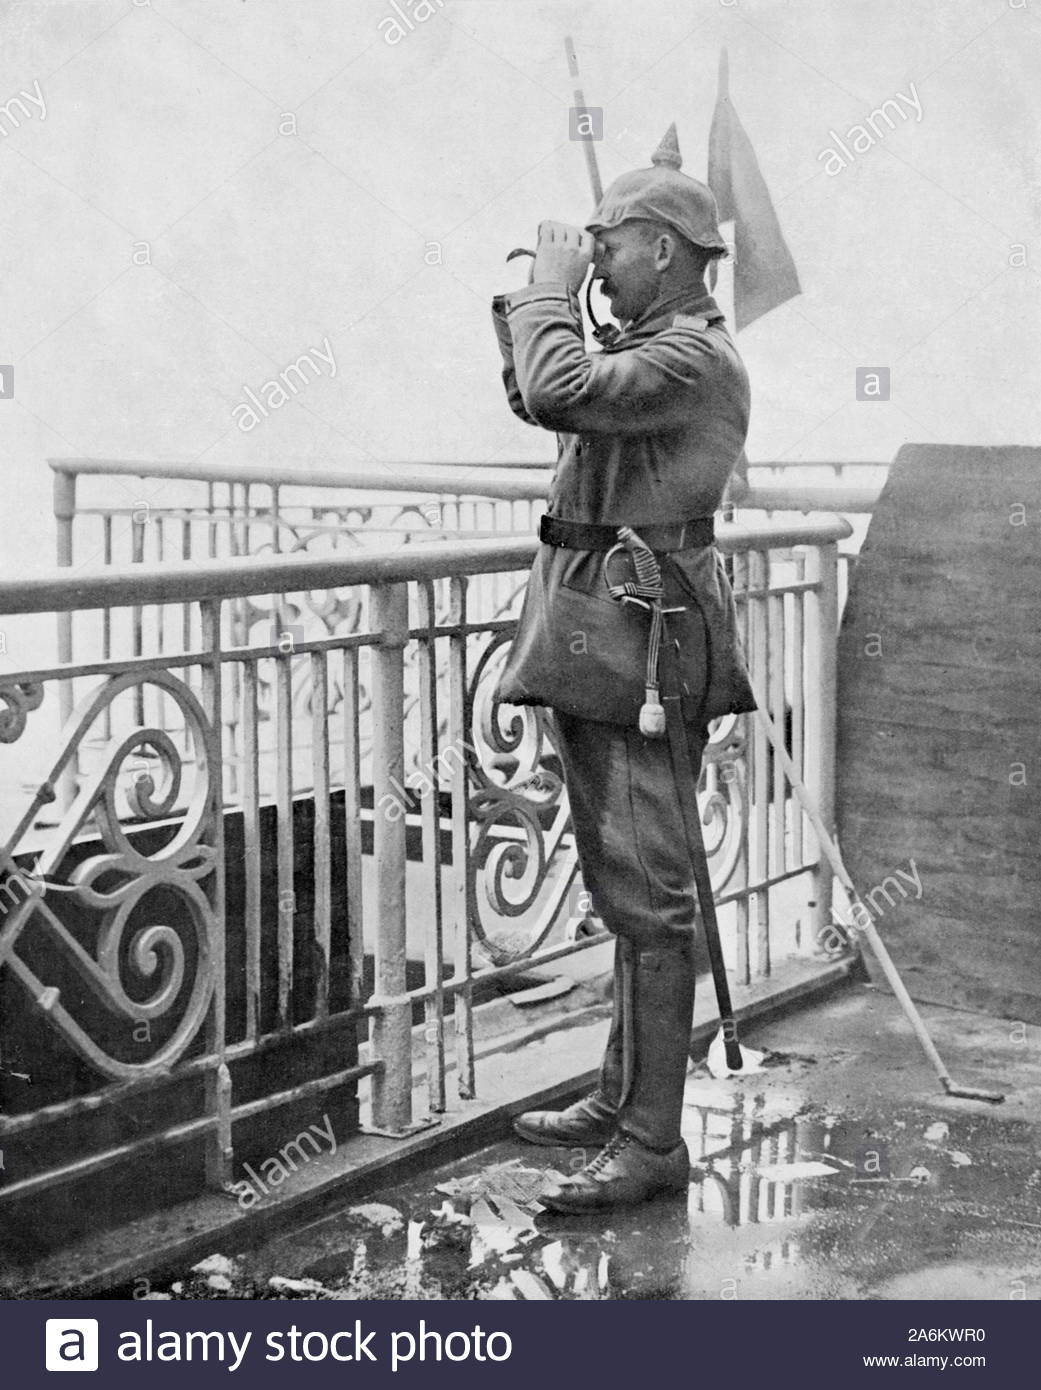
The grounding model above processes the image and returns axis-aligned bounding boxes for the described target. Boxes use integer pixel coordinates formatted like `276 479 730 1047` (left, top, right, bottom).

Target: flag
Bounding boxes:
707 49 801 331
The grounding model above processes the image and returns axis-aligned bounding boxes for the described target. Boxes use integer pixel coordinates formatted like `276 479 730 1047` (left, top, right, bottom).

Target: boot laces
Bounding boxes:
584 1132 632 1174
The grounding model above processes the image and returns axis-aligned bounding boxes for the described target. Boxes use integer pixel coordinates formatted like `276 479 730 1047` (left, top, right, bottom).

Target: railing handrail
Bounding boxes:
742 485 879 513
48 457 885 517
49 457 554 502
4 517 852 617
49 456 887 482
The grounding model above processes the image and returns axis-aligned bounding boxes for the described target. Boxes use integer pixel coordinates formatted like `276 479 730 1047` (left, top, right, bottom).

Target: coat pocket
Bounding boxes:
496 549 711 726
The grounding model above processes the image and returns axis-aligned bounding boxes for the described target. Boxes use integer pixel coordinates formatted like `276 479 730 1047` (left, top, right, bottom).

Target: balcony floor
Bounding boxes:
149 985 1041 1301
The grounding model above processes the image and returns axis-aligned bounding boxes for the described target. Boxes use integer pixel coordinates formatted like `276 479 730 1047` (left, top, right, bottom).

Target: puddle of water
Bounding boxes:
152 1070 1041 1302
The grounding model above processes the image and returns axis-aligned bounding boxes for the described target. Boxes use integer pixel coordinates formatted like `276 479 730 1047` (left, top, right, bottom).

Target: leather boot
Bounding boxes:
539 937 695 1211
513 938 629 1147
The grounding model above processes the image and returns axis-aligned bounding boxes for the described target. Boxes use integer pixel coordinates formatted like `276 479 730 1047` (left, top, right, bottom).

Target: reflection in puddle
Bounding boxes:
172 1081 1041 1302
684 1091 837 1228
294 1093 838 1300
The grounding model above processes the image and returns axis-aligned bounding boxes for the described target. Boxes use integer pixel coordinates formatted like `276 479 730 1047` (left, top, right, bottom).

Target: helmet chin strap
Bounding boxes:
586 277 620 346
506 247 620 347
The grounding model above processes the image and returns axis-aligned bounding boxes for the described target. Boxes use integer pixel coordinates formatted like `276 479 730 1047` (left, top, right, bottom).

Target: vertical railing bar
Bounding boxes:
275 649 295 1033
154 516 165 654
131 511 145 726
342 646 365 1028
207 482 217 560
767 564 785 976
199 597 231 1189
417 581 446 1113
311 649 332 1021
242 660 262 1041
53 468 78 811
790 553 806 866
731 549 751 986
101 514 113 742
804 543 838 946
181 517 192 659
448 574 474 1099
370 582 413 1132
243 482 253 559
154 515 166 746
224 487 243 802
768 576 786 877
749 548 770 980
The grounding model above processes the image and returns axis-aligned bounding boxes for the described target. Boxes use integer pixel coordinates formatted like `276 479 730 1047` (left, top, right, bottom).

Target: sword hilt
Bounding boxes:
606 527 670 737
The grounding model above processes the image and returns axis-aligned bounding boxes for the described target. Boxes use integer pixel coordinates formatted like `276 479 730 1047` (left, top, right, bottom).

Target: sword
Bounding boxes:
606 527 746 1071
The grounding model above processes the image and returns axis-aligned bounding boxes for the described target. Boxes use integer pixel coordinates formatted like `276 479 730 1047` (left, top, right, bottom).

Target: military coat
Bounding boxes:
491 280 755 727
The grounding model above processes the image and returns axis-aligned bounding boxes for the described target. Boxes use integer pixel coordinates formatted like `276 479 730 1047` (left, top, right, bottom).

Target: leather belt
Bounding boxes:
539 513 715 553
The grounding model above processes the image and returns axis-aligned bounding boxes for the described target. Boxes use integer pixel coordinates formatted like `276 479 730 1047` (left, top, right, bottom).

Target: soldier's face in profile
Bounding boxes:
592 223 662 326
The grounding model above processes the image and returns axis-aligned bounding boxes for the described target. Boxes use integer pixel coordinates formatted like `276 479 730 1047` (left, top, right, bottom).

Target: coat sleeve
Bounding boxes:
491 294 539 427
501 283 716 436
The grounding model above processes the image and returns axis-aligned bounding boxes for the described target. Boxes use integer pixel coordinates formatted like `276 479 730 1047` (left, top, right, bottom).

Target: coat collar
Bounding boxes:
606 285 724 351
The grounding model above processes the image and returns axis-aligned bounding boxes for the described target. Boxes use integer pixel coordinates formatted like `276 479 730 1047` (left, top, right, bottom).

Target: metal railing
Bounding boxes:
1 511 850 1226
45 456 878 771
47 454 880 652
48 458 881 582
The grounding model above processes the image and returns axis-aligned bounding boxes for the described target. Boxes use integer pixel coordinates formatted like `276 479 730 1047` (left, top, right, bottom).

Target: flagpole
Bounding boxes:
709 47 729 298
706 43 801 331
712 48 743 506
564 36 604 204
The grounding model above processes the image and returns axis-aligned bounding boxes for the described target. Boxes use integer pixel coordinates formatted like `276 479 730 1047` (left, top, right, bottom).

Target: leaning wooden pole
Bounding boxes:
564 36 603 203
750 698 1004 1104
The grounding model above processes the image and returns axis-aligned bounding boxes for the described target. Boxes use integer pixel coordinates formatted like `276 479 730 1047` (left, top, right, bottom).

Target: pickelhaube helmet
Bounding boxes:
586 124 726 252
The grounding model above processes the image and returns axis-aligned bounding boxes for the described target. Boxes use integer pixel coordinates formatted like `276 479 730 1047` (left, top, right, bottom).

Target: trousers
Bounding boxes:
552 711 708 949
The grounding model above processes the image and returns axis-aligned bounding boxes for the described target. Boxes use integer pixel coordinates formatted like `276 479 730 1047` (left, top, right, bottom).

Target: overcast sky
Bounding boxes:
1 0 1039 576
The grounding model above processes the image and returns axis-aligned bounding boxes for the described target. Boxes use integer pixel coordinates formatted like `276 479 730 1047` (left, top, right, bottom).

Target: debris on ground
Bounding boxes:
345 1203 405 1238
140 994 1041 1303
436 1160 556 1208
268 1275 328 1297
706 1029 766 1078
419 1202 473 1253
754 1160 839 1182
190 1254 236 1279
509 1268 554 1299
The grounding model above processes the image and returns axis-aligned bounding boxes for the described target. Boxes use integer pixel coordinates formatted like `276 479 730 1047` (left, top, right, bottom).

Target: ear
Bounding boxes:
653 233 677 272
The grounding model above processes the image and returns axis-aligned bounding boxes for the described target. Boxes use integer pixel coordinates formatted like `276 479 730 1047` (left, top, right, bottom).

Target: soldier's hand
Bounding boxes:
532 221 594 291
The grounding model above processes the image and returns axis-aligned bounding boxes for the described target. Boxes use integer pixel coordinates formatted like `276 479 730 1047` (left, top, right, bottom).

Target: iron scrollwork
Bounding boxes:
0 681 44 744
0 671 219 1080
463 634 750 967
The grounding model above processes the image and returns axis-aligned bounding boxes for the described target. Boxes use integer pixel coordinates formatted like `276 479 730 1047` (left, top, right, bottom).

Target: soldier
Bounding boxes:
490 126 755 1213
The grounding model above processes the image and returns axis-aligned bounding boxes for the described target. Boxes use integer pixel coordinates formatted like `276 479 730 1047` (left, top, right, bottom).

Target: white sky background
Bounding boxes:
0 0 1039 577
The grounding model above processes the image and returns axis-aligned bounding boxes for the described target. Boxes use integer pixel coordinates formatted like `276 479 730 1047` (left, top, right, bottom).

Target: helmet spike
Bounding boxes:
586 119 726 253
651 122 682 170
